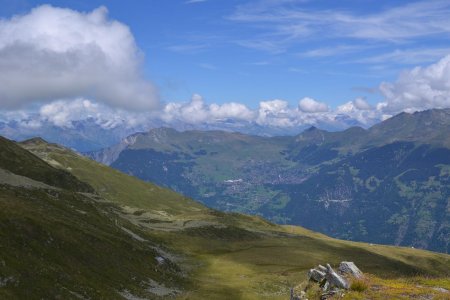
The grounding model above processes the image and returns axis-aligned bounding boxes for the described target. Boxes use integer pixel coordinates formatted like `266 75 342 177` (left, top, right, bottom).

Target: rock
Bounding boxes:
308 268 326 282
290 287 302 300
155 256 165 265
325 264 349 290
318 265 327 273
339 261 363 279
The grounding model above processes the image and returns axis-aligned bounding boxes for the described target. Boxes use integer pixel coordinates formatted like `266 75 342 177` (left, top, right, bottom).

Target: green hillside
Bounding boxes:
0 138 184 299
15 136 450 299
0 137 93 192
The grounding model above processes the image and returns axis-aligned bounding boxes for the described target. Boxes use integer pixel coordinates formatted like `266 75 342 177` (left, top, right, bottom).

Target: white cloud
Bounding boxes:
37 98 148 129
298 97 329 113
256 99 294 127
379 54 450 113
209 102 255 120
335 98 380 125
0 94 384 137
0 5 158 110
161 94 255 124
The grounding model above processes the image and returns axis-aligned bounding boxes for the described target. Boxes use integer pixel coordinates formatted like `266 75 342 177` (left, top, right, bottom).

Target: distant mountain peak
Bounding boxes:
305 126 319 132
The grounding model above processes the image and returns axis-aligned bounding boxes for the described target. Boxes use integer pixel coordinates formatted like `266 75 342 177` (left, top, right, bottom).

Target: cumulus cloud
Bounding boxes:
37 98 148 129
379 54 450 113
161 94 255 124
256 99 294 127
0 94 385 138
298 97 329 113
335 98 381 125
336 98 372 113
0 5 158 110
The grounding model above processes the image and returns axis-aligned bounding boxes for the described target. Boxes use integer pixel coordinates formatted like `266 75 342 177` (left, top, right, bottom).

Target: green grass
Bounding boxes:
350 279 369 292
0 185 184 299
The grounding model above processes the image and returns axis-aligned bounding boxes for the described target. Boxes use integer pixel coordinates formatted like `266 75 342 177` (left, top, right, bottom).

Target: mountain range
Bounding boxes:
88 108 450 253
0 118 144 152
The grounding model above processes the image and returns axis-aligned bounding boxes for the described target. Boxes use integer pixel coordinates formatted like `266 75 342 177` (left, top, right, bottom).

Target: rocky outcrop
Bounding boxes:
307 269 325 282
292 261 364 300
324 264 349 290
339 261 363 279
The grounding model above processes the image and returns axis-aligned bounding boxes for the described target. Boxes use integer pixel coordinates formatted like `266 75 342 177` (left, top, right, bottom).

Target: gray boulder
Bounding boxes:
325 264 349 290
339 261 363 279
317 265 327 273
308 268 326 282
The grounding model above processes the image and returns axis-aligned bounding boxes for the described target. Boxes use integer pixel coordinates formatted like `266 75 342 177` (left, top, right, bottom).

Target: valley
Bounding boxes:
88 109 450 253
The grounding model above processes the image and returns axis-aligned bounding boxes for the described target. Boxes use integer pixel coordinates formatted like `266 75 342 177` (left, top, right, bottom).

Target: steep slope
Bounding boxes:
86 109 450 253
20 137 450 299
0 138 184 299
0 137 92 192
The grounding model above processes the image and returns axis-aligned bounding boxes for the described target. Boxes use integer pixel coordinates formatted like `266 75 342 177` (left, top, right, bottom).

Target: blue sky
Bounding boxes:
2 0 449 110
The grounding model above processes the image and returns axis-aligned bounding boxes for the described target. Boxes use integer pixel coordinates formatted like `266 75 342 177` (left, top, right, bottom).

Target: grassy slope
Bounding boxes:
0 139 184 299
0 186 184 299
0 137 93 192
22 139 450 300
22 138 205 216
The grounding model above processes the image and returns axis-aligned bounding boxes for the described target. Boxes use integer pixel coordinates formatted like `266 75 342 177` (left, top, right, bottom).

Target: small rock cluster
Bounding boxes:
291 261 363 300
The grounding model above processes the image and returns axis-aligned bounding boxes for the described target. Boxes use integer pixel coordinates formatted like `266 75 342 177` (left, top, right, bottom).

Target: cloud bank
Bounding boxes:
3 53 450 135
0 5 158 110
